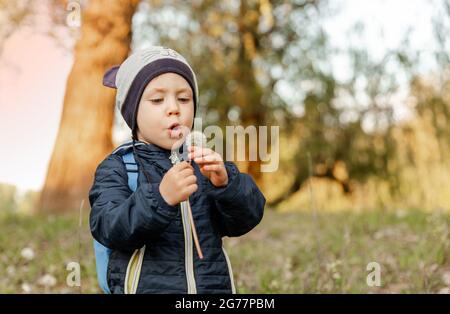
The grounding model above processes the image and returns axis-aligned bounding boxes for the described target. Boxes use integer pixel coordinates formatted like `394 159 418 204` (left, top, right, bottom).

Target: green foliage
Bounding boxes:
0 183 39 214
131 0 450 201
0 183 17 212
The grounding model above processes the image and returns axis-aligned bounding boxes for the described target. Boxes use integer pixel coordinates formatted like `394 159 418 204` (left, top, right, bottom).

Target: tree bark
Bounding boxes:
38 0 140 213
231 0 266 187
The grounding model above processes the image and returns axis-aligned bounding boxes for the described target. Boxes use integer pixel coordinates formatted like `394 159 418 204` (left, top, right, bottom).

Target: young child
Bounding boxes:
89 46 266 294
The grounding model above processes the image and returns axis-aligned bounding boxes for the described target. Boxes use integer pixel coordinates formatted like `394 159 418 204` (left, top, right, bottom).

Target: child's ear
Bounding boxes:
102 65 120 88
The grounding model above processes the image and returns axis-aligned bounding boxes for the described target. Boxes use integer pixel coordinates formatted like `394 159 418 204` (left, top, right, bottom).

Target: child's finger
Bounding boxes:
175 161 193 170
185 183 198 195
189 146 212 158
179 167 194 177
194 153 222 164
202 164 222 172
182 174 197 186
195 158 217 165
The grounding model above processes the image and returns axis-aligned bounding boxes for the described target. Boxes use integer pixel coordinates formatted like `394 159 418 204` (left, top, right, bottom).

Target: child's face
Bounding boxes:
136 72 195 150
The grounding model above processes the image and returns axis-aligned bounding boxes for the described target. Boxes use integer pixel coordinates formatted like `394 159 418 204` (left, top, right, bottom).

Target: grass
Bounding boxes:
0 208 449 293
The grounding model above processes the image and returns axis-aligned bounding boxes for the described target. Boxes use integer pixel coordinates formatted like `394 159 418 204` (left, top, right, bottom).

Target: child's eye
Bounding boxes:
150 98 163 104
178 98 190 102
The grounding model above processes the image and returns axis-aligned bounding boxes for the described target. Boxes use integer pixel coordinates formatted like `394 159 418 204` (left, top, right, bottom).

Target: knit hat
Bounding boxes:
102 46 199 139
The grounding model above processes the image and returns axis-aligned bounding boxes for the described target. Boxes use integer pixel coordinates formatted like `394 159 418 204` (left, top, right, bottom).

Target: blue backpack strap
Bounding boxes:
93 149 139 294
93 240 112 294
122 151 138 192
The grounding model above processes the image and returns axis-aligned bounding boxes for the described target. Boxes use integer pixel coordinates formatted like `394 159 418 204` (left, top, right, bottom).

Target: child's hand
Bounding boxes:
159 161 198 206
188 146 228 188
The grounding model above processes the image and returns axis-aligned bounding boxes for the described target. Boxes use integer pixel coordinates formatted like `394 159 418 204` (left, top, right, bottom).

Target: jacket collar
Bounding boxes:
133 140 172 160
115 139 187 164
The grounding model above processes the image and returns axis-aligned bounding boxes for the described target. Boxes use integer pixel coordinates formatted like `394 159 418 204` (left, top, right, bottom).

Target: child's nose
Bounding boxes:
167 98 180 116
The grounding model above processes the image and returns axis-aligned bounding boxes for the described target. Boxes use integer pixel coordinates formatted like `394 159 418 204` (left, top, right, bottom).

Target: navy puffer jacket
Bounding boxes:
89 141 266 294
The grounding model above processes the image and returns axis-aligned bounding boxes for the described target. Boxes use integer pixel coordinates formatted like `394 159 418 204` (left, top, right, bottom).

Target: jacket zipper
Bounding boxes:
124 201 197 294
180 200 197 293
170 152 197 294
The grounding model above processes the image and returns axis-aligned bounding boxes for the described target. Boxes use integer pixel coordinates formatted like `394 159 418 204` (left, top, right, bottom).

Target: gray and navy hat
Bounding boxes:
102 46 199 139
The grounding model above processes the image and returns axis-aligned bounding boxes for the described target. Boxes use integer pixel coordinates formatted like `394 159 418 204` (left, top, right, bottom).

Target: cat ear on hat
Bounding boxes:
102 65 120 88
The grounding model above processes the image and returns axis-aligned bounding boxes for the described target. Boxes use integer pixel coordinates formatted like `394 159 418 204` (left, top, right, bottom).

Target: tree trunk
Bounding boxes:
38 0 140 213
232 0 265 187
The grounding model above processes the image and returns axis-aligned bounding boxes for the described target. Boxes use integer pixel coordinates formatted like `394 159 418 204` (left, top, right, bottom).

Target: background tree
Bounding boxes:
38 0 140 213
133 0 324 186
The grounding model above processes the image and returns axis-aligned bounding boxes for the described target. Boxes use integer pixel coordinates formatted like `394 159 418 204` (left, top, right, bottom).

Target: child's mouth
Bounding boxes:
168 123 184 139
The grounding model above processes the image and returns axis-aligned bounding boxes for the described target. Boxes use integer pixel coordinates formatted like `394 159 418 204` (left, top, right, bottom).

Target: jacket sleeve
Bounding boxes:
89 154 179 251
206 161 266 237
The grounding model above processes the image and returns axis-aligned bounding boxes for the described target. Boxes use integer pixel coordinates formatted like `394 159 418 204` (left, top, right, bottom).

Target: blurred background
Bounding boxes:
0 0 449 293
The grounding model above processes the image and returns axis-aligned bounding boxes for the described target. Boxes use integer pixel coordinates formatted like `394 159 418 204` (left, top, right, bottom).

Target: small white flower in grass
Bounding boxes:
21 282 32 293
20 247 35 261
442 272 450 286
332 272 341 280
6 265 16 276
38 274 57 287
268 279 280 290
395 209 407 219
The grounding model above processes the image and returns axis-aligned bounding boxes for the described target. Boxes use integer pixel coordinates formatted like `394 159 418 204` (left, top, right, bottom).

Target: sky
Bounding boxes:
0 0 443 193
324 0 438 65
0 29 73 194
